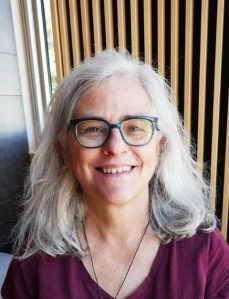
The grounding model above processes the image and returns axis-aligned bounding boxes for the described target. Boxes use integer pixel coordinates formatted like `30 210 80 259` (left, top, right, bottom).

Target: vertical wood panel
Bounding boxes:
130 0 139 59
157 0 165 76
50 0 63 82
92 0 102 53
69 0 81 67
57 0 71 76
144 0 152 65
170 0 179 106
184 0 194 141
117 0 126 52
222 92 229 238
104 0 114 49
210 0 225 207
80 0 91 59
197 0 209 173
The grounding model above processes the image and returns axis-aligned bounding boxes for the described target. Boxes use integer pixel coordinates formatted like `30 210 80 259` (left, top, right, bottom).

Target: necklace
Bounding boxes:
82 221 149 299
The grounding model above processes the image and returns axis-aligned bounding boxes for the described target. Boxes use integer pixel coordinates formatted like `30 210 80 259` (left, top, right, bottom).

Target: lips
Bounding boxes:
96 166 133 174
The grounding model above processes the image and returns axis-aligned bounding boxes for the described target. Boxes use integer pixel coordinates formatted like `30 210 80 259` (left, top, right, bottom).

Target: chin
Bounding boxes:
105 196 132 205
100 190 142 206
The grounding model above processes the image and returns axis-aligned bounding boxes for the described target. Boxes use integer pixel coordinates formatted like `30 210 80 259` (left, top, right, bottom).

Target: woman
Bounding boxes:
2 50 228 299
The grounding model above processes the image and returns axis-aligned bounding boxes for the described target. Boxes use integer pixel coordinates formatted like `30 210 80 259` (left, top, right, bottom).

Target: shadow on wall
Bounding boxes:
0 132 29 253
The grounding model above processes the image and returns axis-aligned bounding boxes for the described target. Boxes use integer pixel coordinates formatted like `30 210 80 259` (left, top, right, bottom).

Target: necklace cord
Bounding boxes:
82 222 103 299
82 222 149 299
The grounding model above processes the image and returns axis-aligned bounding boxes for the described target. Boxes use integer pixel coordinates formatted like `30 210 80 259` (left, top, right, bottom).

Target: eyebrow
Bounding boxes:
74 113 147 121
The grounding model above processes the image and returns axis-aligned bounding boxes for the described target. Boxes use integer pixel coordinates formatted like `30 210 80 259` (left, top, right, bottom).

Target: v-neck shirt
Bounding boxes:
1 228 229 299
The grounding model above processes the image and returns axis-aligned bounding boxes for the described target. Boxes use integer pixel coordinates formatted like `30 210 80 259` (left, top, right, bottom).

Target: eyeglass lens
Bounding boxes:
75 118 155 147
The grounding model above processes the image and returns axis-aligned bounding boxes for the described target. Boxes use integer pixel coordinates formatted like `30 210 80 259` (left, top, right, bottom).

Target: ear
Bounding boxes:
56 139 72 170
159 136 166 154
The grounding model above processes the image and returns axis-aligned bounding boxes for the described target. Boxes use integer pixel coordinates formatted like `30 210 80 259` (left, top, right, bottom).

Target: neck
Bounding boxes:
82 219 151 299
84 199 150 243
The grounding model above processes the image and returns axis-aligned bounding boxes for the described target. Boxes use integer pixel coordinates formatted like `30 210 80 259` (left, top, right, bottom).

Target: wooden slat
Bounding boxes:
69 0 81 67
80 0 91 59
170 0 179 106
117 0 126 52
210 0 225 208
222 92 229 238
184 0 194 141
157 0 165 76
104 0 114 49
50 0 63 83
92 0 102 53
197 0 209 173
130 0 139 59
57 0 71 76
144 0 152 65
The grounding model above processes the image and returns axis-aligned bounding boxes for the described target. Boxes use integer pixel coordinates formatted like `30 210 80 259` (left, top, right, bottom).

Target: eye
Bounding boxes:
79 126 106 135
77 120 108 137
84 126 102 133
127 125 144 132
122 119 152 137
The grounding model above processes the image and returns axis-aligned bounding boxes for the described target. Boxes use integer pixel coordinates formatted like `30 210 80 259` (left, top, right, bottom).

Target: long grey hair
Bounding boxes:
15 49 216 259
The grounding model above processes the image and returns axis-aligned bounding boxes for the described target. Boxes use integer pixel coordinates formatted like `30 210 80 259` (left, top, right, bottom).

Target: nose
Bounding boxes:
102 128 128 155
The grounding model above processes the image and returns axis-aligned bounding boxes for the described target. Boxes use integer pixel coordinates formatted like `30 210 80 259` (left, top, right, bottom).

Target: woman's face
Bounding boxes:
63 77 161 208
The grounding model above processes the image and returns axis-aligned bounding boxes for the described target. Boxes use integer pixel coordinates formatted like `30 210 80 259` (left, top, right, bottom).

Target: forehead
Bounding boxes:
74 77 154 119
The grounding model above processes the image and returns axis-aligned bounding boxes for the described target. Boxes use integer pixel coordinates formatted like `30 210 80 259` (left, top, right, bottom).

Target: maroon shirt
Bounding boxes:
1 228 229 299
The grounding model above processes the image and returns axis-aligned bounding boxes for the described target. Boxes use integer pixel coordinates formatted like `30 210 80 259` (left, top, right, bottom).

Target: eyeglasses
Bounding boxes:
67 116 159 148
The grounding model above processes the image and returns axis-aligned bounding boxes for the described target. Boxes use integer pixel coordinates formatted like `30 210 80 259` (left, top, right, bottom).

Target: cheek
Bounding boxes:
144 141 160 173
67 148 84 172
67 152 86 186
65 134 86 169
147 154 159 174
67 146 97 180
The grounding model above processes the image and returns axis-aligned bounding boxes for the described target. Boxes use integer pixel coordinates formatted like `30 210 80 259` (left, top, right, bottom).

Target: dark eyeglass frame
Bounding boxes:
67 116 159 148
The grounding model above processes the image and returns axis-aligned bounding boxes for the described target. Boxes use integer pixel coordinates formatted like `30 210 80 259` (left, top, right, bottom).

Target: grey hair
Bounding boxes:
15 49 216 259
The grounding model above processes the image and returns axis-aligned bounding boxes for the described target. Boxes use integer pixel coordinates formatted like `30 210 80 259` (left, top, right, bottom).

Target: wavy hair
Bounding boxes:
15 49 216 259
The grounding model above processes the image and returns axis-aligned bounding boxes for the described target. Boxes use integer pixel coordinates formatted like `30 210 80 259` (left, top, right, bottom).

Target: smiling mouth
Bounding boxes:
96 166 133 174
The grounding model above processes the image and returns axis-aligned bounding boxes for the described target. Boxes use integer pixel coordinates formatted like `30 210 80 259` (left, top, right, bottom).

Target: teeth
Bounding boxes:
101 166 131 174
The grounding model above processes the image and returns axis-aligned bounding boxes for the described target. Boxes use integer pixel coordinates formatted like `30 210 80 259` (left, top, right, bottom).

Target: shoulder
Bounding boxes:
165 228 229 298
170 227 227 248
169 227 228 263
203 227 229 260
1 253 85 299
1 252 84 298
9 252 82 274
162 228 229 283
